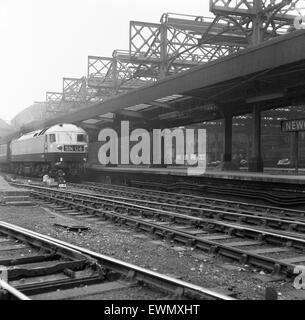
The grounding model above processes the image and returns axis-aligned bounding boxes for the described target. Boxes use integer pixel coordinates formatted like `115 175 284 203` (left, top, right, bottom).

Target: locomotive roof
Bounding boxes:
15 123 87 141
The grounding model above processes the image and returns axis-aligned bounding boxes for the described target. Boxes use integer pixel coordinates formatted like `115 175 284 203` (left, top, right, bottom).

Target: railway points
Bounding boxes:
0 221 231 300
0 193 301 300
8 183 305 277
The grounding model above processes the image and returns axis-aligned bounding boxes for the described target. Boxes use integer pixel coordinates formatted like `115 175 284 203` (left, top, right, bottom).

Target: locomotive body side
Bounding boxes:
11 132 45 162
0 143 8 163
0 142 11 171
7 123 88 178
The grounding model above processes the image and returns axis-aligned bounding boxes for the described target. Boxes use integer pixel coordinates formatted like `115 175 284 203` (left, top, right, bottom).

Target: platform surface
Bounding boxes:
0 176 29 195
0 176 19 191
88 165 305 185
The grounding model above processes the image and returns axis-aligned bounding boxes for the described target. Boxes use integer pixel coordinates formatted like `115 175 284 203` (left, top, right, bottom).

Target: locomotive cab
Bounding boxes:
43 124 88 180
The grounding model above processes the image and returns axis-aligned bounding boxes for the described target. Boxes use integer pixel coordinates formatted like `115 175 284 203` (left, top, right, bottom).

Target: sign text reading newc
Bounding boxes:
281 119 305 133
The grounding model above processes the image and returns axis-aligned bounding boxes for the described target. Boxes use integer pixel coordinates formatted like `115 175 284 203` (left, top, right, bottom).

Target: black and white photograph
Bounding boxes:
1 0 305 308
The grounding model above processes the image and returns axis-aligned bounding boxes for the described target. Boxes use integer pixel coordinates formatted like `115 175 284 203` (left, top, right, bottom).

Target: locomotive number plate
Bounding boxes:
64 145 84 152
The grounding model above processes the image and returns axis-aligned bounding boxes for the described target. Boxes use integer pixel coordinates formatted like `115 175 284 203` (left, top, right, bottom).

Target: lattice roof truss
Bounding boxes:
45 1 304 120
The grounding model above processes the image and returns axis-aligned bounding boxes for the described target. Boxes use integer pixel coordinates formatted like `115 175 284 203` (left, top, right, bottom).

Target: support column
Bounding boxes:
293 132 299 174
83 128 102 181
215 133 220 161
159 23 168 79
223 115 232 163
221 115 238 170
87 129 99 143
112 57 119 93
289 133 294 166
251 0 263 46
249 105 264 172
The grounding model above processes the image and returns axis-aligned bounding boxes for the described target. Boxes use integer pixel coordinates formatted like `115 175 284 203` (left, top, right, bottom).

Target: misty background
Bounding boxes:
0 0 210 125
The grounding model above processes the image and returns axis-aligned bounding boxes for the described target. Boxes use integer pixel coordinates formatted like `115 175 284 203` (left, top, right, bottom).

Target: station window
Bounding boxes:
77 134 86 142
49 134 56 143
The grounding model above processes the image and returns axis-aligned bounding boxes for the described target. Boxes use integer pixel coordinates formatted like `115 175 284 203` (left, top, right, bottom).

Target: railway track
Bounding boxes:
4 172 305 206
68 182 305 227
10 183 305 279
69 182 305 221
129 180 305 206
0 221 231 300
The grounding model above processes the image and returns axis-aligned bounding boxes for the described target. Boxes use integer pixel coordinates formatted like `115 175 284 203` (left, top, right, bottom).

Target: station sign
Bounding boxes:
281 119 305 133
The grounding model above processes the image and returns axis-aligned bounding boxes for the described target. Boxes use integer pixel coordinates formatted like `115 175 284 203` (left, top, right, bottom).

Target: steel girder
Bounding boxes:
87 12 248 99
45 78 105 119
63 77 87 103
129 13 247 79
45 92 65 119
45 2 304 121
87 52 156 92
210 0 305 45
46 79 88 119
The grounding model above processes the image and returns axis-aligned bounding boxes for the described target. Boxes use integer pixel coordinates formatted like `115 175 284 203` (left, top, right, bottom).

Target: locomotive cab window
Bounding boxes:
49 134 56 143
77 134 86 142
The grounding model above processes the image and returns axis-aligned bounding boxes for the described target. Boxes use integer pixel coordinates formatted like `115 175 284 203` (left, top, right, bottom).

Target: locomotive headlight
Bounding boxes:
57 145 63 151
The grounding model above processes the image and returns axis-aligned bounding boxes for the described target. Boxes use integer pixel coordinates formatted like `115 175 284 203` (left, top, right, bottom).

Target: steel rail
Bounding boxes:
66 186 305 235
15 183 304 229
34 191 299 276
0 279 31 300
75 181 305 217
0 222 234 301
28 186 305 245
13 184 305 247
19 184 305 276
0 221 106 298
10 177 305 216
0 220 92 262
0 223 102 300
129 179 305 205
46 191 305 248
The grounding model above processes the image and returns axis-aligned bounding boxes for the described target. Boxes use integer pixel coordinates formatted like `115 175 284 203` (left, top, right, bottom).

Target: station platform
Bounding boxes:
0 176 21 192
87 165 305 186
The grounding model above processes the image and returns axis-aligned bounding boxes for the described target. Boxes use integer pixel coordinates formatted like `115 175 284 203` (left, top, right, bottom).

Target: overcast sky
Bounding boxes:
0 0 211 123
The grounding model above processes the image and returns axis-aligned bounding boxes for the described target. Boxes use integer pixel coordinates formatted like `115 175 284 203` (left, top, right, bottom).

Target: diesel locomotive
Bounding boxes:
0 123 88 179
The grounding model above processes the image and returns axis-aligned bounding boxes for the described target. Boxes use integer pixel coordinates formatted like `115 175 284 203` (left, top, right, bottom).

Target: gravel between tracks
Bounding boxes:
0 203 304 300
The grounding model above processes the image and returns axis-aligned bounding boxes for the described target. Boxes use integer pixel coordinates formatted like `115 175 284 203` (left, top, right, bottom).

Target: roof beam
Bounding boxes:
116 109 146 119
246 92 286 104
79 123 101 130
149 101 175 109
